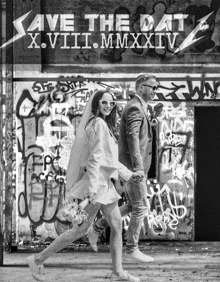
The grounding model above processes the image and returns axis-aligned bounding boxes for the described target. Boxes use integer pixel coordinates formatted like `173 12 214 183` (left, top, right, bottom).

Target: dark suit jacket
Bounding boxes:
118 95 153 175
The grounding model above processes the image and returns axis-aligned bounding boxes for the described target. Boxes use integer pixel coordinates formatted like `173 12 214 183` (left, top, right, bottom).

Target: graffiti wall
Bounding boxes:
15 75 200 241
144 102 194 240
15 79 97 240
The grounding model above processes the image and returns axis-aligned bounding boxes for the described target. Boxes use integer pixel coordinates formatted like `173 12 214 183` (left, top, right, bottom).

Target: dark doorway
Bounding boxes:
195 107 220 241
148 126 157 179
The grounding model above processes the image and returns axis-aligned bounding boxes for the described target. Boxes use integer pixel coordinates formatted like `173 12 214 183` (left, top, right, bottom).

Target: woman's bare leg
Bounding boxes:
35 203 100 264
100 201 123 274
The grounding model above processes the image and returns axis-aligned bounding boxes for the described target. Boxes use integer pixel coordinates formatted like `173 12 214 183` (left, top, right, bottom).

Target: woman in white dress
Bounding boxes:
27 90 140 282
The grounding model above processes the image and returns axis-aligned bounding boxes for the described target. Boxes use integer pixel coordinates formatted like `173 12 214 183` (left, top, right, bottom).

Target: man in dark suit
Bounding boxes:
87 74 158 263
118 74 158 262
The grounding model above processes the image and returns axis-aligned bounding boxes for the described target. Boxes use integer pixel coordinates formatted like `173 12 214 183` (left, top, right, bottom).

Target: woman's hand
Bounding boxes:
86 192 96 203
62 195 75 206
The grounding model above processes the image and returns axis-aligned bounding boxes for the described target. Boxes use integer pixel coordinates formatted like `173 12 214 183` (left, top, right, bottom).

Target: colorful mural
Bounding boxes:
15 75 197 241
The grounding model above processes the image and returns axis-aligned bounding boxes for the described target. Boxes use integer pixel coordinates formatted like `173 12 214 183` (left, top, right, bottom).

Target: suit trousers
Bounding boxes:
124 178 149 253
93 178 149 253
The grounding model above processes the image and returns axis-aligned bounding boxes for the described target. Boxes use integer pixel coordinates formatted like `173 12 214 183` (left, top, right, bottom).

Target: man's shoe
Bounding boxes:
124 249 154 263
87 224 99 252
27 255 45 281
110 271 140 282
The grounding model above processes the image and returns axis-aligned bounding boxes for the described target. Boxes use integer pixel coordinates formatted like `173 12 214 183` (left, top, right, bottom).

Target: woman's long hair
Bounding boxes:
89 90 117 137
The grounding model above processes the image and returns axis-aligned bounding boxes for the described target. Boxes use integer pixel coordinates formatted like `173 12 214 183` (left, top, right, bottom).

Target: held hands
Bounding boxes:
130 170 145 183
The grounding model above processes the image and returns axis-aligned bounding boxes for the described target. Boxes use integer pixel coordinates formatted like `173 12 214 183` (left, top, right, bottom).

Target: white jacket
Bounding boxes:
69 117 132 205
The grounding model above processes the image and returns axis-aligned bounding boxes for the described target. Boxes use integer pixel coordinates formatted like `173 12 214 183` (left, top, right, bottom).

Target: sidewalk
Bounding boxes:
0 241 220 282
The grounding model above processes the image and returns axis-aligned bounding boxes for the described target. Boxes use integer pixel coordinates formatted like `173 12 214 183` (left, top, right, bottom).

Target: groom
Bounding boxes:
88 74 158 263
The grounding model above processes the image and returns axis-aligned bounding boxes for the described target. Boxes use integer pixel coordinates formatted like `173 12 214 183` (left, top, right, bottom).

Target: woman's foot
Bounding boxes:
110 271 140 282
27 255 45 281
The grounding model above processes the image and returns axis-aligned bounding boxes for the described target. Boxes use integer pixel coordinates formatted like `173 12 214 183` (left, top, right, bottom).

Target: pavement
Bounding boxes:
0 241 220 282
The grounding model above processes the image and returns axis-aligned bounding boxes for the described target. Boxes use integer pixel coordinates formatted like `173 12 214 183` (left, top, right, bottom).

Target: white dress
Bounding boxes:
68 117 132 205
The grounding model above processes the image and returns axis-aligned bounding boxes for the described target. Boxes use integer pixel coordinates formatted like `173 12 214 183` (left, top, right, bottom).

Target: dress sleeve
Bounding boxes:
86 119 106 194
125 106 144 171
117 161 132 181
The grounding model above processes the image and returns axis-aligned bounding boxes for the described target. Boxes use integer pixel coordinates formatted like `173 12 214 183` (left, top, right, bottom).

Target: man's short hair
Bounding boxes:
135 74 157 90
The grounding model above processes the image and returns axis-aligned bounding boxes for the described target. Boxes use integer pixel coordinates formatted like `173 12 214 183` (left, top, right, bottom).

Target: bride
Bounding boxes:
27 90 140 282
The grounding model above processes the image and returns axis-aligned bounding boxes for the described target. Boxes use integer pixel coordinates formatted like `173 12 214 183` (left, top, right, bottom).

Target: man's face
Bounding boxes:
139 78 158 102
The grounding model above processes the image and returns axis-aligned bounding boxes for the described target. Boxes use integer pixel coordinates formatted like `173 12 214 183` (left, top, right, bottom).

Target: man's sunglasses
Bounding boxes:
142 84 158 91
99 100 116 107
